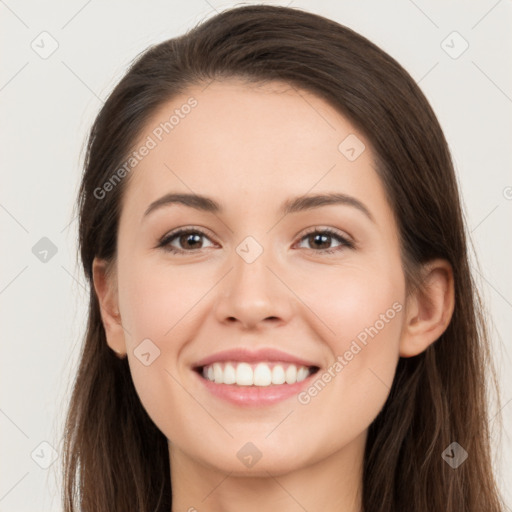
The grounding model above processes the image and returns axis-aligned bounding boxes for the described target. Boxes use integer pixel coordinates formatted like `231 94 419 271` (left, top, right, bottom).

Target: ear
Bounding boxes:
92 257 127 358
399 259 455 358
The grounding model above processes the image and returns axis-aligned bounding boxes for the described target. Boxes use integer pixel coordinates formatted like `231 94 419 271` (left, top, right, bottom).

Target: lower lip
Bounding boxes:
194 370 317 406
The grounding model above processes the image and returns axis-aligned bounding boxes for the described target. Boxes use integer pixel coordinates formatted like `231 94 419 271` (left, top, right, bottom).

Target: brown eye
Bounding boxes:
158 229 215 254
297 228 354 254
177 232 203 250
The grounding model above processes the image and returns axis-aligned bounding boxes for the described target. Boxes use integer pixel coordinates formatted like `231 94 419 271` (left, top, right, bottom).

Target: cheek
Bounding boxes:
116 259 215 432
117 257 210 346
300 265 404 407
307 263 404 349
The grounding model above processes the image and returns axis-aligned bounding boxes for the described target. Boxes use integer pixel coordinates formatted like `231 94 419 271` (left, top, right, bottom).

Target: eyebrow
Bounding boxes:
143 192 374 222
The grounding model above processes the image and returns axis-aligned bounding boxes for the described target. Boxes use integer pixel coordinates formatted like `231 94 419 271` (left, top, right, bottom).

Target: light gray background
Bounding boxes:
1 1 511 510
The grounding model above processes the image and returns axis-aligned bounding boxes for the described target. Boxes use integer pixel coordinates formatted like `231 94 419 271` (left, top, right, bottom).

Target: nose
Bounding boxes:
214 243 293 330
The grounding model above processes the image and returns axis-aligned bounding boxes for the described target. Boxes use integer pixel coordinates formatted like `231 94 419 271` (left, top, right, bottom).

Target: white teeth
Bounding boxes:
213 363 223 384
285 365 297 384
236 362 253 386
223 363 236 384
296 366 309 382
201 361 313 386
271 365 286 385
253 363 272 386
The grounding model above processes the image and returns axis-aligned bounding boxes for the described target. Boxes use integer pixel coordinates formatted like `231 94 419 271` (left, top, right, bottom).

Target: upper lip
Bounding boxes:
193 348 320 369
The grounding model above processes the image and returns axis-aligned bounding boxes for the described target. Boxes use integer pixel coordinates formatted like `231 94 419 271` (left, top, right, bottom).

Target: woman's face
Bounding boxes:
103 79 408 475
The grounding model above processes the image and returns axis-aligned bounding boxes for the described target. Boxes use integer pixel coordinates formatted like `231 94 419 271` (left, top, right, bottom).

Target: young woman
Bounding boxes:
62 5 506 511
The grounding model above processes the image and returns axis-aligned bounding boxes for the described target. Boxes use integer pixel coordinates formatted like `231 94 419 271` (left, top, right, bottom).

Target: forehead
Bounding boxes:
122 79 392 225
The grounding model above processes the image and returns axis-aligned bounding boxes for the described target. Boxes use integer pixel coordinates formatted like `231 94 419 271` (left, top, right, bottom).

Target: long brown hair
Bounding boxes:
62 5 506 511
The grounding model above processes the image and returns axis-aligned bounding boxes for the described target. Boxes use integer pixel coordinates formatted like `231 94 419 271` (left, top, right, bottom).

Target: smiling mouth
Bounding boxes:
194 361 320 387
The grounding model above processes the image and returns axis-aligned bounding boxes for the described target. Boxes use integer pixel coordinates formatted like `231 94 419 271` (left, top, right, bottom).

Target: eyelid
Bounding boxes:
294 226 355 253
160 225 214 240
298 225 354 244
157 225 217 248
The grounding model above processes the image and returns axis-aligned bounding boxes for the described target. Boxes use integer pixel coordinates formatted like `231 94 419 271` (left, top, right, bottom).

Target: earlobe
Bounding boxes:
92 257 127 358
399 259 455 358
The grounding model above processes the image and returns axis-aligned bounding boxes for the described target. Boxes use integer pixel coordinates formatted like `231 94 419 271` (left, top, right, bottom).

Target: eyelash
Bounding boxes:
157 226 354 255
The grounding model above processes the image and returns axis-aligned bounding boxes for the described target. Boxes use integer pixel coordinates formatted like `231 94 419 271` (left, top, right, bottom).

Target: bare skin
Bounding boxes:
93 79 454 512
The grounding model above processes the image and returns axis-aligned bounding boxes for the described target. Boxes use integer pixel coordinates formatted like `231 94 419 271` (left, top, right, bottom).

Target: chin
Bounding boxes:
185 439 316 477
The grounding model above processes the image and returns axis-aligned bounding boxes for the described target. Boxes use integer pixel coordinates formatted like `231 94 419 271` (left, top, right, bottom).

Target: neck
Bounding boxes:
168 431 365 512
